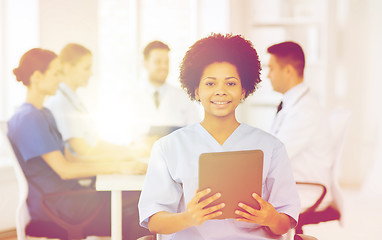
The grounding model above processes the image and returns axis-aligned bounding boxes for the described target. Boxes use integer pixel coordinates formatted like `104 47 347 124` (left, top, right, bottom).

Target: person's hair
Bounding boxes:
60 43 91 66
179 33 262 100
143 41 170 60
267 41 305 77
13 48 57 86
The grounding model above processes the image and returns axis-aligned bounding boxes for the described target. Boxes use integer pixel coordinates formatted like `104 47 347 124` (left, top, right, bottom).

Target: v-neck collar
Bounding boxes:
58 83 88 113
197 123 243 148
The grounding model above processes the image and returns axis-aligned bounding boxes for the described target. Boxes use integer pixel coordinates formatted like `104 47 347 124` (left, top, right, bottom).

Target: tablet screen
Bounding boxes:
198 150 263 219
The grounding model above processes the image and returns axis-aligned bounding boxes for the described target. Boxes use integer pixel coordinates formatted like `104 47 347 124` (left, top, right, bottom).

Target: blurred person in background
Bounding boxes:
126 41 201 139
267 41 333 211
46 43 150 160
8 48 150 240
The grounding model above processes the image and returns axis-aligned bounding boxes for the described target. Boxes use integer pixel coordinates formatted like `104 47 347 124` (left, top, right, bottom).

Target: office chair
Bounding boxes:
1 122 32 240
294 108 351 234
0 121 107 240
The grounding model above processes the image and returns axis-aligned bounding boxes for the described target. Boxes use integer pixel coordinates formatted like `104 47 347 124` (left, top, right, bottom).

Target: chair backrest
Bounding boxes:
328 108 352 225
0 121 31 240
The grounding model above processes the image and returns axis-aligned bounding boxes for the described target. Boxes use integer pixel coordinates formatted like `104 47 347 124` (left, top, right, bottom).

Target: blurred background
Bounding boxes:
0 0 381 239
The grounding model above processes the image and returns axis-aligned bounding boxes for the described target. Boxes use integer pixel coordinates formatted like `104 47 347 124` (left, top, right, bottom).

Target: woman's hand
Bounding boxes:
64 147 77 162
235 193 280 228
184 188 225 227
147 189 225 234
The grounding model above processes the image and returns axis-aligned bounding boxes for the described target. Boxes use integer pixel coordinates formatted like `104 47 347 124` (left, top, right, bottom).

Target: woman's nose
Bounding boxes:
214 83 227 95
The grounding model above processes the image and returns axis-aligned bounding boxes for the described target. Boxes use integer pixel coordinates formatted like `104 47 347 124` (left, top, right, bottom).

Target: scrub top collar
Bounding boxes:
196 123 245 148
58 82 88 113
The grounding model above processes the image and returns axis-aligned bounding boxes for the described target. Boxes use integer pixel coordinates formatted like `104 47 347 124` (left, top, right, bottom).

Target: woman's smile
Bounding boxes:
210 100 232 108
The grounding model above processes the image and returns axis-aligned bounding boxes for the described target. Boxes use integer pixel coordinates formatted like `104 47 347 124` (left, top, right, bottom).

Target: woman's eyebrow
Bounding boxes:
202 77 216 81
225 77 239 80
202 76 239 81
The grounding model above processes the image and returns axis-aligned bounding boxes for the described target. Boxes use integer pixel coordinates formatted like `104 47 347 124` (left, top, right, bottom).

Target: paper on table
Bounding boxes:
96 174 146 191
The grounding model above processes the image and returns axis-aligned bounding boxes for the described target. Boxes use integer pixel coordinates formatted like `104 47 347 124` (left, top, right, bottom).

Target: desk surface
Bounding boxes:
96 174 145 191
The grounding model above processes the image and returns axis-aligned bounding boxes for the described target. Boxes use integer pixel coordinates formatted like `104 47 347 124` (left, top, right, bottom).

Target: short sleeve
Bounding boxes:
52 108 99 146
138 140 184 228
9 111 63 162
265 140 301 227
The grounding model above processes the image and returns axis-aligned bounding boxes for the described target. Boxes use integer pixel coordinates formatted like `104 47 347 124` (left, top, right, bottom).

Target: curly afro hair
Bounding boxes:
179 33 262 101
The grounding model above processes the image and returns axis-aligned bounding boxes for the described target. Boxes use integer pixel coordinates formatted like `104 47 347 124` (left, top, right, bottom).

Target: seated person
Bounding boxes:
267 42 333 210
45 43 150 159
138 33 301 239
8 48 150 240
123 41 201 139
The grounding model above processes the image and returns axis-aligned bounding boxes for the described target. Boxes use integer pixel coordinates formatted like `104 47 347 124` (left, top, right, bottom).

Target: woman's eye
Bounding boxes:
206 82 214 86
227 82 236 86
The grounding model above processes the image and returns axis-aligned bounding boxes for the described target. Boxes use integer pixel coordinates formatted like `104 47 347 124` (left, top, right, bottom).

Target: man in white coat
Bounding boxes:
126 41 201 138
267 41 334 211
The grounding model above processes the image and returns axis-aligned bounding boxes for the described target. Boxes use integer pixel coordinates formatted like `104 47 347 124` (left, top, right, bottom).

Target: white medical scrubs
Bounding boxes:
45 83 99 146
139 123 300 240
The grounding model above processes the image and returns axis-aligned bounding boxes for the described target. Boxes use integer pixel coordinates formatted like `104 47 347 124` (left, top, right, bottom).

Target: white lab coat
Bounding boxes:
270 82 333 210
125 81 202 137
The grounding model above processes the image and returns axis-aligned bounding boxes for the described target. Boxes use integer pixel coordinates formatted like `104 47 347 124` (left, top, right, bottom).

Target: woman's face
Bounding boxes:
37 57 62 95
66 53 93 88
195 62 245 120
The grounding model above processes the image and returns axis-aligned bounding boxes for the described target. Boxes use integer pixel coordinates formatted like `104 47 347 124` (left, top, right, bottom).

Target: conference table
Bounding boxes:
96 174 146 240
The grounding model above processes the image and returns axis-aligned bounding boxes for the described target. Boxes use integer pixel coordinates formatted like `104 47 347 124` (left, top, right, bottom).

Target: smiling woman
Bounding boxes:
138 33 301 239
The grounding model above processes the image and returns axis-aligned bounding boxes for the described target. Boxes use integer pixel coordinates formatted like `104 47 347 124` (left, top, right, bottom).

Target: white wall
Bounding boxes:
0 0 39 122
39 0 100 113
197 0 230 37
360 0 382 194
331 0 381 188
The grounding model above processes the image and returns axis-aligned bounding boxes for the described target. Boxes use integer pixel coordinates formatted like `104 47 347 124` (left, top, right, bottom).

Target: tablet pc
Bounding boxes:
198 150 263 219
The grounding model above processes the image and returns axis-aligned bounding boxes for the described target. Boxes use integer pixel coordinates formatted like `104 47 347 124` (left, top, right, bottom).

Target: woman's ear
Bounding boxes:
29 70 42 86
194 88 200 101
241 89 246 100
